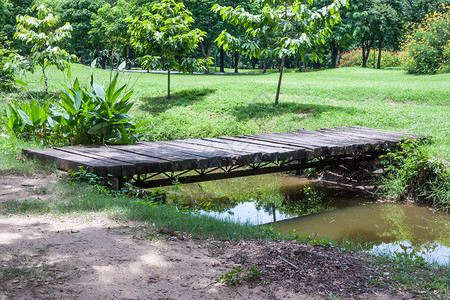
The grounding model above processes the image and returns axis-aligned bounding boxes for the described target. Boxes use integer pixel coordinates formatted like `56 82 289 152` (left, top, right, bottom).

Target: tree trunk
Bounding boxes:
167 69 171 99
101 55 106 69
330 41 340 68
201 42 212 74
42 63 48 94
275 56 285 105
234 51 239 73
373 36 376 69
377 37 383 69
361 40 372 68
263 58 268 74
219 46 225 72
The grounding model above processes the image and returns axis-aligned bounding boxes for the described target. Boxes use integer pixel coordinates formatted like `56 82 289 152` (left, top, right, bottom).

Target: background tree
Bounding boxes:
127 0 212 99
89 0 131 69
60 0 105 65
214 0 346 105
14 4 76 94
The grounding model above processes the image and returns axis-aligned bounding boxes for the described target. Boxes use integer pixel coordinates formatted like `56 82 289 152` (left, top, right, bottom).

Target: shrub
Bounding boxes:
379 140 450 209
401 6 450 74
0 36 15 92
339 49 404 68
0 73 141 145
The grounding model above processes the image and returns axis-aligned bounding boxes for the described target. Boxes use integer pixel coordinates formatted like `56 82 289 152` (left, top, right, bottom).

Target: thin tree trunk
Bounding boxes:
219 46 225 72
377 37 383 69
275 56 285 106
234 51 239 73
330 41 340 68
263 58 268 74
101 55 106 69
167 69 171 99
373 36 376 69
42 63 48 94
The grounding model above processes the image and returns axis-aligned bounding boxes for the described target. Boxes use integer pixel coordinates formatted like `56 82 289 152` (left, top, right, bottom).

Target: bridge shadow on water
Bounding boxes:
230 101 360 121
139 88 216 115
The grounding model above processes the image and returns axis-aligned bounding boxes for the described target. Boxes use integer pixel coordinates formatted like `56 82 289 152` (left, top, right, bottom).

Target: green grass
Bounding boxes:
371 253 449 299
0 180 265 240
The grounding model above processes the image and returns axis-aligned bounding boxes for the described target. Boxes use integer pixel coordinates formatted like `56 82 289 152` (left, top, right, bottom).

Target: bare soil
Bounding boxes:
0 174 413 299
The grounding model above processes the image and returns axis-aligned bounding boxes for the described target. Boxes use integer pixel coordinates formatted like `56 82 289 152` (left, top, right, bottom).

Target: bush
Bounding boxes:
0 73 142 145
339 49 404 68
379 140 450 209
401 6 450 74
0 36 15 92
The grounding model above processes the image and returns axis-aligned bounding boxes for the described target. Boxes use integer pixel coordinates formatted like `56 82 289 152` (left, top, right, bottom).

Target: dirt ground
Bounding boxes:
0 175 413 300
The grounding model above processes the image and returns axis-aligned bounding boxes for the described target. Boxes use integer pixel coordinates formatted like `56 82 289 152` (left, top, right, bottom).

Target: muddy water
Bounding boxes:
166 173 450 265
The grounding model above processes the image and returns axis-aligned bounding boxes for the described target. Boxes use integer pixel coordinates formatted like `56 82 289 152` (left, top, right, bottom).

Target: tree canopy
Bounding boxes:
126 0 212 98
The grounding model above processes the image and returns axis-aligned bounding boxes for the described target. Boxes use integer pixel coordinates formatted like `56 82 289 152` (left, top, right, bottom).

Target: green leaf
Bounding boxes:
17 108 33 126
93 83 106 102
118 61 126 71
15 79 28 87
88 121 110 134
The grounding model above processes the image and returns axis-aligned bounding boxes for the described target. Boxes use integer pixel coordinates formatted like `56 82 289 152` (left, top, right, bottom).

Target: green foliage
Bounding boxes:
13 4 76 93
216 266 261 286
213 0 347 104
402 7 450 74
0 36 15 91
339 49 404 68
379 140 450 209
0 72 140 145
371 253 450 298
126 0 212 99
0 97 51 141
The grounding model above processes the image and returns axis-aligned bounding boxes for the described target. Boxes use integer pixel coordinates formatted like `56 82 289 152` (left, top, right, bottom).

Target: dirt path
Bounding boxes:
0 175 411 299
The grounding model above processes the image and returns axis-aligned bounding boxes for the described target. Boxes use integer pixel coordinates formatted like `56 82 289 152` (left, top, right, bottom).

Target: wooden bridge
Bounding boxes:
22 127 422 188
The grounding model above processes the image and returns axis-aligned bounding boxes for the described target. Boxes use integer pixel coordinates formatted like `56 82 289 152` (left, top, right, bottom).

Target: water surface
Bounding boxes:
162 173 450 265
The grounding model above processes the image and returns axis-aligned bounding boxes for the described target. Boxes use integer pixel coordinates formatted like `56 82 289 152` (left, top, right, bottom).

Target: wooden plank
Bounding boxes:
243 133 334 158
215 136 304 161
282 130 374 154
177 139 266 163
156 141 233 167
338 127 415 140
54 147 135 176
110 143 209 172
348 126 422 139
55 146 167 175
318 128 400 150
22 148 120 177
275 132 352 156
156 140 256 165
203 137 300 162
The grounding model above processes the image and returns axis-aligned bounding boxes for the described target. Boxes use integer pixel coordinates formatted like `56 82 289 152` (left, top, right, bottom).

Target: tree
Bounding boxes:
14 4 76 94
60 0 105 64
89 0 131 69
213 0 346 105
126 0 212 99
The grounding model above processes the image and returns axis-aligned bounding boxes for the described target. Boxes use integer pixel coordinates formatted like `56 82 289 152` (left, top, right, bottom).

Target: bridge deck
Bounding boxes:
22 127 422 188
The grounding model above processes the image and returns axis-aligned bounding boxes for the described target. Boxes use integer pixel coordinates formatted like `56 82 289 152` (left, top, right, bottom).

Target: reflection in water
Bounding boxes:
154 173 450 265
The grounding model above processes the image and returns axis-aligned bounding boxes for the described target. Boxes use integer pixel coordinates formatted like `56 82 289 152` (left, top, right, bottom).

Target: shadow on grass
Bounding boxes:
230 101 359 121
139 87 216 115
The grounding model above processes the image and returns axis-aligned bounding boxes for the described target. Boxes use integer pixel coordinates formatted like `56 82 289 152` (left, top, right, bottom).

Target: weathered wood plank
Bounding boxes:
242 134 329 158
203 137 300 162
22 148 121 177
110 143 209 172
55 146 167 175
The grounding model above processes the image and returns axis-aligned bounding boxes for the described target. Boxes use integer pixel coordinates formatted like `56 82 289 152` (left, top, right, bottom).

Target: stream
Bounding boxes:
160 173 449 265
